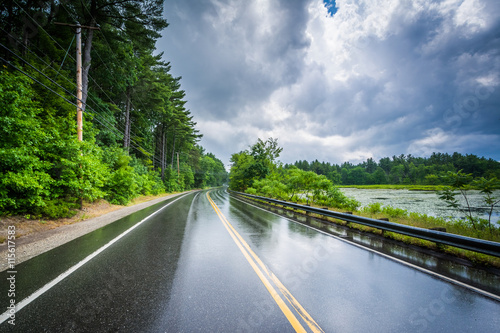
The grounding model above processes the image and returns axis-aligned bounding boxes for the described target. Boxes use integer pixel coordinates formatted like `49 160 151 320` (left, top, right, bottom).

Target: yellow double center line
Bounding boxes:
207 191 324 333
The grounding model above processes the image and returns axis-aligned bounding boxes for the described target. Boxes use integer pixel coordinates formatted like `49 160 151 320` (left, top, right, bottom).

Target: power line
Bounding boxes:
1 55 79 109
0 40 126 135
0 42 79 104
10 0 75 61
3 3 131 136
1 10 125 130
6 1 182 166
67 1 171 150
1 13 156 158
0 55 159 164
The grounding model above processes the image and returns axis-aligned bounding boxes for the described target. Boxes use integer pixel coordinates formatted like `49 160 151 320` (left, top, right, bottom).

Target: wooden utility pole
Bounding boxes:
54 22 100 141
54 22 99 210
76 24 83 141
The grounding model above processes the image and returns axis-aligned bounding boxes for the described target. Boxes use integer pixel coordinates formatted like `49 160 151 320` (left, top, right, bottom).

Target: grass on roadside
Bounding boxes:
126 192 181 206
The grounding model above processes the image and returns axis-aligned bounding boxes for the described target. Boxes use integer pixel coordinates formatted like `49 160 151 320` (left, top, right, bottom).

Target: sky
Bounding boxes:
158 0 500 168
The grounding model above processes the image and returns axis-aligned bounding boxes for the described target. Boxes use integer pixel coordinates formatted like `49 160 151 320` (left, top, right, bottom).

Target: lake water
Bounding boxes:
340 188 500 225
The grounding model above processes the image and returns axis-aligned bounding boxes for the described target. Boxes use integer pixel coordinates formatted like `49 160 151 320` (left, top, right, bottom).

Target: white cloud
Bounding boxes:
408 128 500 157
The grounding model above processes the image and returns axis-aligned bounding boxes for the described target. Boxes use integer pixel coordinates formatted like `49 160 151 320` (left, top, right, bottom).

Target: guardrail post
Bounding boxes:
344 212 353 227
378 218 389 235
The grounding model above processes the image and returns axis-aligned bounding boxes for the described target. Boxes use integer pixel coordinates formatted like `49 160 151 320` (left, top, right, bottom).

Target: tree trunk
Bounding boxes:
81 0 97 112
123 88 131 150
171 128 176 167
161 127 167 180
81 24 95 112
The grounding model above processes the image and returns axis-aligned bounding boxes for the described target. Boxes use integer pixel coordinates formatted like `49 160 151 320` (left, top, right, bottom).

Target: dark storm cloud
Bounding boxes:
161 0 311 118
159 0 500 166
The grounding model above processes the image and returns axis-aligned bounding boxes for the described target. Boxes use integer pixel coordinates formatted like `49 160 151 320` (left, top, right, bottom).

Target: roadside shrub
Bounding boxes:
37 199 79 219
363 202 382 214
324 186 360 211
181 163 194 190
105 165 140 205
164 168 182 192
143 170 165 195
252 178 288 200
381 205 408 218
245 188 257 195
102 147 136 204
0 70 52 213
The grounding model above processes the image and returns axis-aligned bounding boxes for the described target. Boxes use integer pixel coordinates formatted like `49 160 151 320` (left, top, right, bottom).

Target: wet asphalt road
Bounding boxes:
1 188 499 332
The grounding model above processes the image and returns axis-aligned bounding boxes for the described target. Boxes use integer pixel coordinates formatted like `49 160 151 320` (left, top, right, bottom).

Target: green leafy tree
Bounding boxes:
372 167 387 184
0 70 52 212
229 151 255 191
327 170 341 184
249 137 283 180
438 171 500 232
473 177 500 232
229 138 282 191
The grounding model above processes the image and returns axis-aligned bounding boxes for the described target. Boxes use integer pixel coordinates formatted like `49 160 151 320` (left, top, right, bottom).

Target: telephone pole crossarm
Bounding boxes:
54 22 100 30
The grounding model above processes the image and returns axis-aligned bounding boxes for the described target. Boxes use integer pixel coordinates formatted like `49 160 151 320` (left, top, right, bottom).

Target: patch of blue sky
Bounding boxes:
323 0 338 15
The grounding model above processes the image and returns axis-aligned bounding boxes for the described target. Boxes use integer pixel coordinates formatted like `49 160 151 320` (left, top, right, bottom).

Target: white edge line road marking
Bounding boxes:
228 191 500 302
0 192 195 324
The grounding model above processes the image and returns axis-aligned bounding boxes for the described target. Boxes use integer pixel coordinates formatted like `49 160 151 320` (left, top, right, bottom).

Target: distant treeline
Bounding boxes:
287 153 500 185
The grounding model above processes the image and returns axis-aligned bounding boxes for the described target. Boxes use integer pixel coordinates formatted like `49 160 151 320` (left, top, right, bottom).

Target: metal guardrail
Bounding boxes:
229 191 500 258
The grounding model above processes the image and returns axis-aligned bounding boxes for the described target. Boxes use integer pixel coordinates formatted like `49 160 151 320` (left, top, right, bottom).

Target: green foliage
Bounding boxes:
37 199 79 219
106 167 138 205
0 70 52 212
321 186 361 211
190 147 227 189
362 203 409 218
249 137 283 178
102 146 167 205
233 141 360 211
229 151 257 191
229 138 282 191
0 70 111 215
438 171 500 232
180 162 194 190
58 140 108 203
251 175 288 200
0 71 166 212
475 177 500 231
382 205 408 218
0 3 228 219
163 168 182 193
364 203 382 214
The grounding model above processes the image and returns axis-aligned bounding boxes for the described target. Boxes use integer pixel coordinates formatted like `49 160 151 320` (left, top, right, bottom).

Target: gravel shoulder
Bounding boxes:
0 191 192 272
